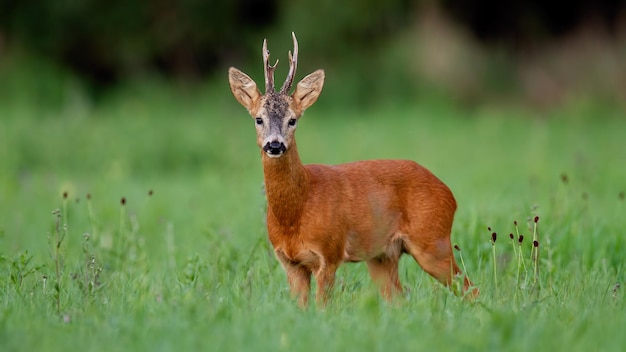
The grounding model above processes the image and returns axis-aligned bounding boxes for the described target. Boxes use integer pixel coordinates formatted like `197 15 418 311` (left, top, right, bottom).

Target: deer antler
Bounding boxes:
280 32 299 94
263 39 279 94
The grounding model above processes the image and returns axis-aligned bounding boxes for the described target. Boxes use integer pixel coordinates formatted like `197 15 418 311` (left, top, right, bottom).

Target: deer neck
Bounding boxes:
262 141 309 224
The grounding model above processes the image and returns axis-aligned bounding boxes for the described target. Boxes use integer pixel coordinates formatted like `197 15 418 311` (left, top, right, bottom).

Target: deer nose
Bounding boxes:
263 141 286 156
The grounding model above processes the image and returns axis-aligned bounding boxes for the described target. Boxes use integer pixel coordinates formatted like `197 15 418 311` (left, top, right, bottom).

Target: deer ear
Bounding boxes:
292 70 324 113
229 67 261 113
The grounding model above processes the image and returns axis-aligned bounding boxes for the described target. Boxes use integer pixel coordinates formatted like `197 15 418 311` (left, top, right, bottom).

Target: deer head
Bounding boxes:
228 32 325 158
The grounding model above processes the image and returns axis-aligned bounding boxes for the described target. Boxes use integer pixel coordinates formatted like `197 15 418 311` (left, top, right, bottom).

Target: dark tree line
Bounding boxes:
444 0 624 42
0 0 622 88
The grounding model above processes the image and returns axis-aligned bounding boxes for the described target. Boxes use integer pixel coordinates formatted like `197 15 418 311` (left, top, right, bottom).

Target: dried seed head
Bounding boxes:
148 189 154 197
533 240 539 247
514 220 518 226
63 191 68 199
491 232 497 243
613 283 621 294
488 226 492 232
509 233 514 240
86 193 91 200
560 173 569 184
518 235 524 243
454 244 461 252
121 197 126 206
534 216 539 223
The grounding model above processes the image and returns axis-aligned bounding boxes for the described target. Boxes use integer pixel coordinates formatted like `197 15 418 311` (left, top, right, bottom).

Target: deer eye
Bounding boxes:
288 119 297 126
255 117 263 125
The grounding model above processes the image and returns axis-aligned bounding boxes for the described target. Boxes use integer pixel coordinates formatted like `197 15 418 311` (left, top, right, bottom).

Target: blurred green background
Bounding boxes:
1 0 625 109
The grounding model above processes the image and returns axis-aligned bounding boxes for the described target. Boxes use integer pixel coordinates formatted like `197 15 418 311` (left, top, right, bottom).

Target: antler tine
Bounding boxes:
280 32 299 94
263 38 279 94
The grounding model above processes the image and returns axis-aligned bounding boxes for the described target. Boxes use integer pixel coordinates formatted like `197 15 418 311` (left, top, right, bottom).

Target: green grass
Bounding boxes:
1 83 625 351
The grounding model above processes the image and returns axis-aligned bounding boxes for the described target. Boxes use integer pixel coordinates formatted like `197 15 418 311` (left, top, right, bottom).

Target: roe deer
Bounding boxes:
228 33 475 307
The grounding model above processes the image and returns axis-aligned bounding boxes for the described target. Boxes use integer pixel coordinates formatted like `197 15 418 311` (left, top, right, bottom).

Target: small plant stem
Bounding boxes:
452 245 470 295
510 236 517 258
86 194 97 242
532 220 539 285
119 204 125 244
166 222 176 272
118 198 126 268
458 251 472 294
53 210 63 315
62 194 68 236
516 243 523 286
533 243 539 285
520 246 527 272
492 242 497 294
514 222 528 280
509 234 518 280
83 233 91 295
489 231 498 294
458 251 469 281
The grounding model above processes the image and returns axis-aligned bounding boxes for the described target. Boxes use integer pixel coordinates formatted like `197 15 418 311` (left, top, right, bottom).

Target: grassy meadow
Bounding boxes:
1 79 625 351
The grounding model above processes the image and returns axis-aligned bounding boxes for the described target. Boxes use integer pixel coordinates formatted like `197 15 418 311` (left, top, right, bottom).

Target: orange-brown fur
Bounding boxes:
228 34 475 307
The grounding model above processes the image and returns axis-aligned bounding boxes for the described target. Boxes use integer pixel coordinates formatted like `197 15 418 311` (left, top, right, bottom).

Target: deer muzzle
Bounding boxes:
263 140 287 157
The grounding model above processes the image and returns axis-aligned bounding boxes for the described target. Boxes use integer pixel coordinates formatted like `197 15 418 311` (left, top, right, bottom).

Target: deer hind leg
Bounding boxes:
403 225 473 294
366 256 402 300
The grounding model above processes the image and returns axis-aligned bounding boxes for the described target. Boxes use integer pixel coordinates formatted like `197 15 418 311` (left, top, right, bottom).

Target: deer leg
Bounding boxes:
314 265 337 307
276 250 312 307
405 236 474 295
366 256 403 300
285 264 311 308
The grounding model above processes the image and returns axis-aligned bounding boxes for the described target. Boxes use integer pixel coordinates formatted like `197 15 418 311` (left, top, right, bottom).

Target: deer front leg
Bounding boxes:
314 265 337 307
366 256 403 300
276 249 311 307
286 264 311 308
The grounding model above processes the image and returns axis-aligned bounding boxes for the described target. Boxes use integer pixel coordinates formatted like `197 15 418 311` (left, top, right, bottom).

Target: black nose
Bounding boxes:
263 141 286 155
